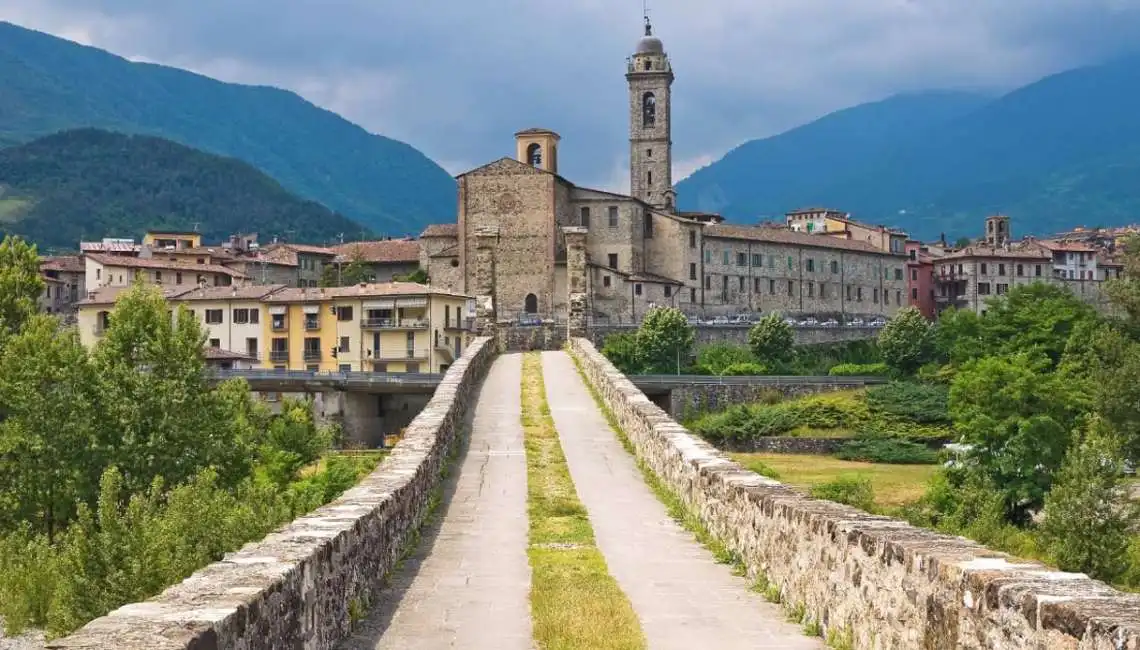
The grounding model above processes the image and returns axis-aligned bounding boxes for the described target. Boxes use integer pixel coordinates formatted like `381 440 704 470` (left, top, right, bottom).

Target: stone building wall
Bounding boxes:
49 337 498 650
645 213 701 308
568 337 1140 649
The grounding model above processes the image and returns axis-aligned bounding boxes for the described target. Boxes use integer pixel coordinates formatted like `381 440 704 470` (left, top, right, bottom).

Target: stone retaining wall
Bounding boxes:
568 337 1140 649
496 322 566 351
588 324 879 348
664 381 876 420
49 337 498 650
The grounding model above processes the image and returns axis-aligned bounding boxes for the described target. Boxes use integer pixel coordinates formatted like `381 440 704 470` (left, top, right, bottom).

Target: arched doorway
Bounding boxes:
524 293 538 314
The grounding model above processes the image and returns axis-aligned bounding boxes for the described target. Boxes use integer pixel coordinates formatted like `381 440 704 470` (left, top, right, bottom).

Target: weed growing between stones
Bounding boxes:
826 625 855 650
521 352 645 650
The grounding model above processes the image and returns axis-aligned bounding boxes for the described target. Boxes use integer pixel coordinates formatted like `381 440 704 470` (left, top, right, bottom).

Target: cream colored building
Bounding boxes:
173 285 288 360
76 285 198 348
85 253 248 289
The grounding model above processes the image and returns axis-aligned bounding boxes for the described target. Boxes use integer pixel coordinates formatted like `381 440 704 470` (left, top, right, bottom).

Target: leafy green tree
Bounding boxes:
948 352 1088 522
877 306 935 375
635 307 694 374
747 314 794 368
1106 233 1140 328
320 249 375 287
934 307 985 366
0 235 44 337
1040 417 1138 582
981 283 1097 366
693 343 754 375
0 314 97 539
1058 321 1140 462
394 268 429 284
600 331 642 375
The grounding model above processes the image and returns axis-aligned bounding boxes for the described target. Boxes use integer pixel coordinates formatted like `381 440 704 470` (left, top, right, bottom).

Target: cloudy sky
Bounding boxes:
2 0 1140 190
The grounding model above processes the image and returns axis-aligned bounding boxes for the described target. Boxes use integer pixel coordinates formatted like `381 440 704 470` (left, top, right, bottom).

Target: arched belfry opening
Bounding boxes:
642 92 656 128
524 293 538 314
526 143 542 168
515 129 561 173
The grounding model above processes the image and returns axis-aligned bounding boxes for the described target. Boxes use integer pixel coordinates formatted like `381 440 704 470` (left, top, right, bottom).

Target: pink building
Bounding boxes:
905 240 936 319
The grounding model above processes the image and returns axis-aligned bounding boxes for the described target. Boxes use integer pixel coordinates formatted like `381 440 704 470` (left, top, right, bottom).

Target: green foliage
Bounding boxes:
693 343 754 375
637 307 695 374
600 332 643 375
836 439 939 465
790 340 881 375
1040 418 1138 583
0 235 43 335
948 352 1088 522
0 22 456 237
747 314 794 367
320 249 376 287
810 476 876 511
689 392 869 445
0 130 373 250
393 268 429 284
827 362 889 377
877 307 936 375
864 382 950 425
719 362 771 376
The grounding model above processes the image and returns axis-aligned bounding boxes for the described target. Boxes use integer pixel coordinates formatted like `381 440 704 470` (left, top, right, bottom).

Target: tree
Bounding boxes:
600 331 642 375
0 235 44 337
1058 321 1140 462
635 307 694 374
1106 233 1140 328
948 352 1088 522
693 343 754 376
747 314 794 368
934 307 985 366
319 249 374 287
877 307 935 375
1040 417 1138 583
394 268 429 284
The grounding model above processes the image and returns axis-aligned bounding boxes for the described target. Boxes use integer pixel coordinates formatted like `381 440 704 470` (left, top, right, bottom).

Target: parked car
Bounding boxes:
847 318 865 327
869 317 887 327
730 314 751 324
783 317 799 327
821 318 839 327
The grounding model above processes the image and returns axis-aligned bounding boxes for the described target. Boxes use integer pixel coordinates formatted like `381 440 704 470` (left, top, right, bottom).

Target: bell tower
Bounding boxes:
627 14 674 210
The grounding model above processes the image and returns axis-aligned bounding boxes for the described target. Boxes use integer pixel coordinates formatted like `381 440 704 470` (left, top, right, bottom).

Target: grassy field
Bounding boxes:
731 452 938 509
521 353 645 650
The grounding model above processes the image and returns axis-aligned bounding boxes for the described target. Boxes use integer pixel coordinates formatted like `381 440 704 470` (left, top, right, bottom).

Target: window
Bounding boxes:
1016 264 1024 277
806 259 815 272
754 277 761 292
704 249 712 263
209 338 220 348
911 288 918 300
787 280 794 296
909 250 917 261
787 256 794 269
155 271 162 283
647 170 653 185
96 268 102 280
339 336 350 352
998 264 1006 276
644 214 654 238
723 251 730 265
738 276 745 291
196 274 204 285
580 206 590 228
246 337 258 358
642 92 656 128
603 275 612 288
689 287 696 302
526 143 542 167
175 271 182 284
647 148 653 158
997 283 1009 295
958 264 964 275
204 309 223 325
336 305 354 322
249 308 259 324
634 284 643 296
846 285 853 300
664 286 671 298
303 337 321 360
705 275 711 289
857 287 863 302
689 230 696 248
736 252 747 266
721 275 728 298
751 253 762 267
807 281 814 298
689 263 697 280
271 313 287 331
608 206 619 227
911 269 918 281
894 269 903 281
608 253 618 269
524 293 538 314
830 260 839 274
304 312 320 330
819 283 826 298
769 279 775 294
233 308 252 324
978 282 992 295
873 288 879 304
896 290 901 305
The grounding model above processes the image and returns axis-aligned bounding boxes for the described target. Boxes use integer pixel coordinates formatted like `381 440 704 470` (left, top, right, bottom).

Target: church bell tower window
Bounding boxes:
526 143 542 168
642 92 656 128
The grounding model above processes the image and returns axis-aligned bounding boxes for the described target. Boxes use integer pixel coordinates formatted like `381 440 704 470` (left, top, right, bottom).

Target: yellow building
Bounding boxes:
76 285 198 348
143 231 203 250
261 282 472 373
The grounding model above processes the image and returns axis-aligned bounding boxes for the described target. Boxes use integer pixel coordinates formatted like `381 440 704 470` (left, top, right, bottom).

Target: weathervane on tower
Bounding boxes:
643 0 652 35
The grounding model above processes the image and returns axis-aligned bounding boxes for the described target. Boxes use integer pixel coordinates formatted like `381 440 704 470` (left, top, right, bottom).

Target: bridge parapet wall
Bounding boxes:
568 337 1140 649
49 337 498 650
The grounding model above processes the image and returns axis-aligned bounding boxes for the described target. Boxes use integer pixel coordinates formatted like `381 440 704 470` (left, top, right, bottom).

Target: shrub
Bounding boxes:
810 476 875 511
878 307 936 375
694 343 754 376
864 382 950 425
601 332 642 375
720 362 770 376
688 391 869 444
748 314 794 366
836 438 939 464
828 362 890 377
791 340 881 375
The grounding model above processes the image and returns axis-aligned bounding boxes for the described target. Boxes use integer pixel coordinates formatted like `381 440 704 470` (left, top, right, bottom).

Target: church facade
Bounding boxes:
419 20 908 323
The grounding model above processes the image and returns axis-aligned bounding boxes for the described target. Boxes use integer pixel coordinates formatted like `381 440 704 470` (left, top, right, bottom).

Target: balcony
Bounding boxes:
269 350 290 363
271 320 288 332
371 348 430 362
360 318 429 331
443 317 473 332
303 349 322 362
304 319 321 332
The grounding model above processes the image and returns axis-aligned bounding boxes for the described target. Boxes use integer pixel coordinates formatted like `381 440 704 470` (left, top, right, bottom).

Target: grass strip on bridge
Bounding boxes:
520 352 646 650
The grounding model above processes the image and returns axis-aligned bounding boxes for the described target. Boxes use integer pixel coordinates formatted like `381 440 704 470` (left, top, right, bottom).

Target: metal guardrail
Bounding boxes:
208 369 445 385
630 375 888 386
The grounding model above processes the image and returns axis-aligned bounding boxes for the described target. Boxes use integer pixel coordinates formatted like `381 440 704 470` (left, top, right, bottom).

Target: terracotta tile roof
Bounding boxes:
85 253 249 278
78 285 193 306
175 284 288 301
332 239 420 264
257 247 300 267
81 241 141 254
149 246 239 260
1034 240 1098 253
40 255 85 273
938 246 1051 261
704 224 900 255
203 347 257 361
272 243 337 256
421 224 458 238
264 282 470 302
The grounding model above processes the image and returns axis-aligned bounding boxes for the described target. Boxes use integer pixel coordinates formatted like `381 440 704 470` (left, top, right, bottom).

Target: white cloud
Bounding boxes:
673 154 716 183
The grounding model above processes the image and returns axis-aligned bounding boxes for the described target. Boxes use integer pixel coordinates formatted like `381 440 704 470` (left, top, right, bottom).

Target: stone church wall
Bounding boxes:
569 337 1140 649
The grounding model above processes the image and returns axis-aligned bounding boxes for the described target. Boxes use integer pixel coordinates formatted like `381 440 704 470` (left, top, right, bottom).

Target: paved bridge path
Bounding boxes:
339 354 533 650
542 351 822 650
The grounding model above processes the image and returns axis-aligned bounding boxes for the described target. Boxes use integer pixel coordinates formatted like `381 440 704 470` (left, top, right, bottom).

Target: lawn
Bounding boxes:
730 452 938 509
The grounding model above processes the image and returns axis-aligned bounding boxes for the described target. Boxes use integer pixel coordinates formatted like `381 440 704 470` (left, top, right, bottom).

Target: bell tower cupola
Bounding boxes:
515 128 560 174
627 14 674 210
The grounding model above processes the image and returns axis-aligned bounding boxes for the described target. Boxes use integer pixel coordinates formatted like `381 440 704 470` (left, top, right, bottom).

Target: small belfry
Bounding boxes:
627 10 674 210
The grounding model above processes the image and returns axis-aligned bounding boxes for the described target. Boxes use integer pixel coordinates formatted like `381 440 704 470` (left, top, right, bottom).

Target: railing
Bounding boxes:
360 318 429 330
630 374 889 386
269 350 289 362
208 368 445 386
271 322 288 332
304 320 321 331
303 350 321 362
371 348 431 361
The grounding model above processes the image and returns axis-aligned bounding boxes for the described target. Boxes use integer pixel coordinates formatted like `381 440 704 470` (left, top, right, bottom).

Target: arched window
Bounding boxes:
643 59 652 71
526 143 542 167
524 293 538 314
642 92 656 128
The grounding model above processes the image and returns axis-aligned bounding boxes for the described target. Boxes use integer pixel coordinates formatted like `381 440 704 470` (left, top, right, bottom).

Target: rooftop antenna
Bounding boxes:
643 0 652 35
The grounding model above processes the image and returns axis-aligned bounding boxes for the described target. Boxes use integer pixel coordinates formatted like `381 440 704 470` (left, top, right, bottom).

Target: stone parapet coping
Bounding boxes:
567 337 1140 649
49 337 497 650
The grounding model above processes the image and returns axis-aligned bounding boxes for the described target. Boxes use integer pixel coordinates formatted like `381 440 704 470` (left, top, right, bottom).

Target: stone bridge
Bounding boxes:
52 338 1140 649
